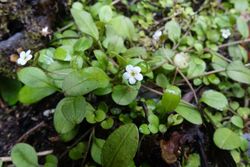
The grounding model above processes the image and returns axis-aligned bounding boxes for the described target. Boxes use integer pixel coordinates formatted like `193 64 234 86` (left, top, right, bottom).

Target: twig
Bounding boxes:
57 22 74 33
0 150 53 162
112 0 120 5
177 69 226 83
176 68 198 104
17 121 46 143
219 38 250 48
59 127 94 159
81 128 95 166
141 84 163 95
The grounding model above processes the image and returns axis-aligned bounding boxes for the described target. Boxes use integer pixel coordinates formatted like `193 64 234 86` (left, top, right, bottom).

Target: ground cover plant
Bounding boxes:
1 0 250 166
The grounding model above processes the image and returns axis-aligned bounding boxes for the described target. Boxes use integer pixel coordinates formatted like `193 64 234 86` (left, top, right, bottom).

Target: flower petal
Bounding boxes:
128 77 136 84
133 66 141 73
25 54 32 61
123 72 131 80
126 65 134 72
135 73 143 81
17 58 27 65
19 51 26 59
26 50 31 56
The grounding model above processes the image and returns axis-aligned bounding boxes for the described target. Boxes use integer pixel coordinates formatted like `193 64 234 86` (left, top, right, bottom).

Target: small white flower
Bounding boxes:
41 26 50 37
43 109 55 117
173 52 190 69
123 65 143 84
153 30 162 41
221 29 231 39
17 50 32 66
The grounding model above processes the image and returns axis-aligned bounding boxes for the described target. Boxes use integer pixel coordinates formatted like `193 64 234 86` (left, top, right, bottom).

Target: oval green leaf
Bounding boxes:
63 67 109 96
71 8 99 40
213 128 241 150
61 96 88 124
91 137 105 165
175 102 202 125
226 61 250 84
102 123 139 167
11 143 38 167
54 98 76 134
112 85 138 105
17 67 52 88
200 90 228 111
18 86 56 104
161 85 181 112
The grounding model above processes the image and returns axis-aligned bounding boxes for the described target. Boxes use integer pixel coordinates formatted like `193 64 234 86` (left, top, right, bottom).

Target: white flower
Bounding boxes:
173 52 190 69
123 65 143 84
221 29 231 39
17 50 32 66
43 109 55 117
153 30 162 41
41 26 50 37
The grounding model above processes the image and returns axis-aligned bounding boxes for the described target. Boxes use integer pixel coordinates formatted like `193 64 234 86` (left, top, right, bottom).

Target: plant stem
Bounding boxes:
0 150 53 162
176 68 198 104
219 38 250 48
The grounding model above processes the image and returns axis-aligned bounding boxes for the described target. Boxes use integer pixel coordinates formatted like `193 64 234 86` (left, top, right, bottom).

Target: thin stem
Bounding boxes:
112 0 120 5
59 127 94 159
0 150 53 162
141 84 163 95
17 121 46 142
57 22 74 33
219 38 250 48
81 128 94 166
176 68 198 104
177 69 226 83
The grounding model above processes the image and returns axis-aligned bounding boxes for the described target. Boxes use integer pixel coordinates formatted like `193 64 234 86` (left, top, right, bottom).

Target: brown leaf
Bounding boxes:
160 132 182 164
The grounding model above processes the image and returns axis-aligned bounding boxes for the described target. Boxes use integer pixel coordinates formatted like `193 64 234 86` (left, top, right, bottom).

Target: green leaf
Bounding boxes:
103 33 127 54
213 128 241 150
61 96 88 124
99 5 113 22
91 137 105 164
161 85 181 112
44 155 58 167
185 153 200 167
156 73 169 88
101 118 114 129
18 86 56 104
73 37 93 53
54 98 76 134
228 45 248 63
175 102 202 125
231 116 244 128
54 46 73 61
18 67 52 88
164 20 181 43
237 17 249 39
112 85 138 105
71 8 99 40
69 142 87 160
187 57 206 78
47 61 73 89
226 61 250 84
0 77 22 105
200 90 228 111
11 143 38 167
139 124 150 135
109 16 137 41
233 0 249 12
38 48 55 69
59 128 78 142
102 123 139 167
0 160 2 167
63 67 109 96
